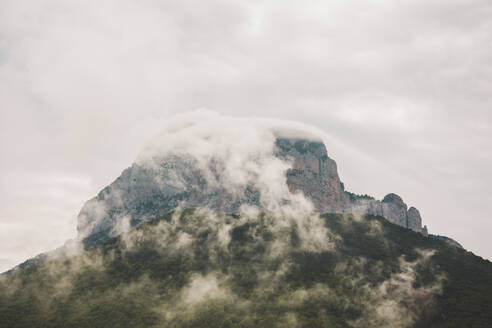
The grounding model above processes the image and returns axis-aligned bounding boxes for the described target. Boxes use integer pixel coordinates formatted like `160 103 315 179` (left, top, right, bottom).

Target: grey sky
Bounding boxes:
1 0 491 272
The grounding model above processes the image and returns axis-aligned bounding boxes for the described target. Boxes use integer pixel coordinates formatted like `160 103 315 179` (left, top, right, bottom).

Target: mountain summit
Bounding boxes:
77 114 426 248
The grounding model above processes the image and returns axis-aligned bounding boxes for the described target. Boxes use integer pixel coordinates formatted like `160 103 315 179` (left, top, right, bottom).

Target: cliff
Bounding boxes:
276 139 425 232
77 137 426 248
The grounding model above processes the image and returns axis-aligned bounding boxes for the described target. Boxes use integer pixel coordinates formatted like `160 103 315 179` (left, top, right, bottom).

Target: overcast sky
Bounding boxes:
1 0 491 272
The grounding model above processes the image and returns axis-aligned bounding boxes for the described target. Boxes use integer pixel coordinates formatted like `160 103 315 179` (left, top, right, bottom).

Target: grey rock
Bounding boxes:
407 207 423 233
381 193 408 227
77 138 427 248
275 138 350 213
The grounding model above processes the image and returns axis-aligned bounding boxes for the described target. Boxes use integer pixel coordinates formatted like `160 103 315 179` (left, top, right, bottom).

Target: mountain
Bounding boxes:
77 137 428 249
3 115 483 327
1 210 491 328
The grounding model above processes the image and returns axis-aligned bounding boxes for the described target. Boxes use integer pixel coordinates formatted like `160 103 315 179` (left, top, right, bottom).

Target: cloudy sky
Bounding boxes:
1 0 491 272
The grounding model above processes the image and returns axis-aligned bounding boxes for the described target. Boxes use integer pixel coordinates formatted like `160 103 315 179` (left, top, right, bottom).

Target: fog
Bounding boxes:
1 208 444 327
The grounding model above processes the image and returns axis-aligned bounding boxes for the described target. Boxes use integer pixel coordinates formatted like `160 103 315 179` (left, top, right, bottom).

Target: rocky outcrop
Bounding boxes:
77 137 427 248
277 139 425 234
407 207 423 233
275 138 350 213
381 193 408 227
77 155 262 247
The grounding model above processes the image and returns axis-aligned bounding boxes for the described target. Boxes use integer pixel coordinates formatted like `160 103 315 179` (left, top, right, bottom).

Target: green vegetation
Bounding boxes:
345 192 375 202
0 210 491 327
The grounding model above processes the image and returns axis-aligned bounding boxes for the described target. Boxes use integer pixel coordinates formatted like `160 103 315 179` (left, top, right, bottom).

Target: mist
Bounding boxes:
0 208 445 327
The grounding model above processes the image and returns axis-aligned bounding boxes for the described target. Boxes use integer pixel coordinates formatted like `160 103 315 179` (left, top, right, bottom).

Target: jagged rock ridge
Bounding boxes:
277 139 427 234
77 138 427 248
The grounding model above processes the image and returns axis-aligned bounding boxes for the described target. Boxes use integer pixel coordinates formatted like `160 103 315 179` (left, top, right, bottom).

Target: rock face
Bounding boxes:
275 139 350 213
277 140 424 233
382 193 408 227
407 207 423 233
77 138 426 248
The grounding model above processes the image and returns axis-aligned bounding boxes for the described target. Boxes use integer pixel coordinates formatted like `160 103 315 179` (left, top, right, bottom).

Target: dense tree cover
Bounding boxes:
0 210 491 328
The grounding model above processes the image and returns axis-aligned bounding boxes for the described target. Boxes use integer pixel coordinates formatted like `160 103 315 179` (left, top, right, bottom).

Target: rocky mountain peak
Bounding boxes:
77 136 427 248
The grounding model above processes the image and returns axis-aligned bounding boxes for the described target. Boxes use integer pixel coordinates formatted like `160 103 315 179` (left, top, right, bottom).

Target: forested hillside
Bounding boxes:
1 210 491 328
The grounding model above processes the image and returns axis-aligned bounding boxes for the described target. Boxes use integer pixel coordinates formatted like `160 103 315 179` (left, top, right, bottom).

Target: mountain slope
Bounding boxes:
1 210 490 328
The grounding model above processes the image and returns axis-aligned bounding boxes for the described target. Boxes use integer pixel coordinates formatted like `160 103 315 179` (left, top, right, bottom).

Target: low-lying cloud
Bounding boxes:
0 208 444 327
78 110 332 243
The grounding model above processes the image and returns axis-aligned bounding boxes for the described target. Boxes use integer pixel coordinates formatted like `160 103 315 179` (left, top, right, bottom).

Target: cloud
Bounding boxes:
1 208 445 327
137 110 322 213
181 273 228 304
